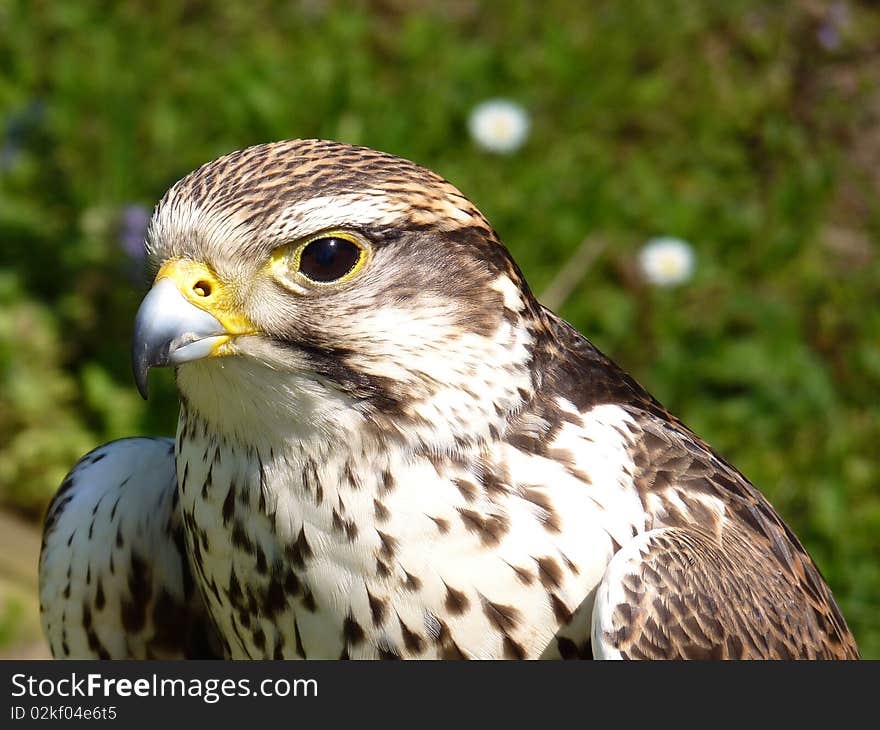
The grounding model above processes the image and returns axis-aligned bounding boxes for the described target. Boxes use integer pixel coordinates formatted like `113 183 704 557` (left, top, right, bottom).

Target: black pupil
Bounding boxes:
298 237 361 283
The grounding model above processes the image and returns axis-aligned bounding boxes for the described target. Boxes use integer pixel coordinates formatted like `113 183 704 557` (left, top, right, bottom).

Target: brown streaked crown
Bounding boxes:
147 139 521 276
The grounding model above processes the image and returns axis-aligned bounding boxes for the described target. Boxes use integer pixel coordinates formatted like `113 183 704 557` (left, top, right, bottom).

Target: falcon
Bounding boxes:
39 139 859 659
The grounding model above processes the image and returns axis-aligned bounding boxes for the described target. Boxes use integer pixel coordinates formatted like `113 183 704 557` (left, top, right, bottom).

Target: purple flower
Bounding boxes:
119 204 151 259
817 1 850 51
817 23 840 51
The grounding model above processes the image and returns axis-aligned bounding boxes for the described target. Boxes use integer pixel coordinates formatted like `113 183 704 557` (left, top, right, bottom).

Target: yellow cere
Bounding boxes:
154 258 257 343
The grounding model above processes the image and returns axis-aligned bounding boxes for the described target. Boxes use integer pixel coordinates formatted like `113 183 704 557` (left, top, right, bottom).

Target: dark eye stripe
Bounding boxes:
298 237 363 283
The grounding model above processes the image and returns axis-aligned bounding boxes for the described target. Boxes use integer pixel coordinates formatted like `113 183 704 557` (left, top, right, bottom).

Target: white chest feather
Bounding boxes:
176 401 645 659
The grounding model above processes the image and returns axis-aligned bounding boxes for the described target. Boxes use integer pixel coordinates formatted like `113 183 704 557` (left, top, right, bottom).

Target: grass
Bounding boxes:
0 0 877 657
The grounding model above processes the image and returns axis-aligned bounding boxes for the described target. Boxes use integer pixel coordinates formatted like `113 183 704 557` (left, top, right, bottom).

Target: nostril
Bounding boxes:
193 280 212 297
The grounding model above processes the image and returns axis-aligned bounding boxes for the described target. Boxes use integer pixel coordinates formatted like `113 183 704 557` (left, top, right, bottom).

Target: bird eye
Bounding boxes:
297 236 365 284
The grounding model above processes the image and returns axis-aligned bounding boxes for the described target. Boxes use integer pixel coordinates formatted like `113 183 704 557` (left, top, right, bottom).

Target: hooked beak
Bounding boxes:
132 258 258 398
131 277 229 399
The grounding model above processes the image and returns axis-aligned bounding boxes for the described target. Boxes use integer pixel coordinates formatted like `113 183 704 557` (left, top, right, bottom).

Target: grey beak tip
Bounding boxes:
132 344 151 400
135 373 149 400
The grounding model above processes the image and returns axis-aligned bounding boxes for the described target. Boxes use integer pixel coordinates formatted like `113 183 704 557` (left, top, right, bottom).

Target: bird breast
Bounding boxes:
175 400 648 659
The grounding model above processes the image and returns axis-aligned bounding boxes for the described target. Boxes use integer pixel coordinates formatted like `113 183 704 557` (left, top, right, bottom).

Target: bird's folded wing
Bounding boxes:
591 523 858 659
39 437 221 658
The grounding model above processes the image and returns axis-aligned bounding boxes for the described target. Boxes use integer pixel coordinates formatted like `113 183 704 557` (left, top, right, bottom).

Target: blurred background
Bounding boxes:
1 0 878 658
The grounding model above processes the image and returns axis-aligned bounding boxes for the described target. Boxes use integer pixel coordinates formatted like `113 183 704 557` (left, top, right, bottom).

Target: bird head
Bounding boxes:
133 139 545 447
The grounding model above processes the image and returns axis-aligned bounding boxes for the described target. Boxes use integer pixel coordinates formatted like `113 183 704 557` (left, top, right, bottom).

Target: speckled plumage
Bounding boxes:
40 139 858 660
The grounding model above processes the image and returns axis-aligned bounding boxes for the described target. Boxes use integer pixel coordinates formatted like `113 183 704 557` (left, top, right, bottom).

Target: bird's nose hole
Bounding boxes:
193 280 213 298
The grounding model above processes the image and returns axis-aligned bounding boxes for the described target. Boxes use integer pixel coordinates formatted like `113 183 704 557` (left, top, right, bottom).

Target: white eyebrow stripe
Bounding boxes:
274 194 405 238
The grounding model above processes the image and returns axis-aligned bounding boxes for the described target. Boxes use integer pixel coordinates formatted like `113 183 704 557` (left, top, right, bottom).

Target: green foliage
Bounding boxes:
0 597 25 648
0 274 96 513
0 0 877 656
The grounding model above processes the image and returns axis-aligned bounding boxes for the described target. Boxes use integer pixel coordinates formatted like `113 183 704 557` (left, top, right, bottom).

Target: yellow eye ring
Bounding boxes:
270 231 370 288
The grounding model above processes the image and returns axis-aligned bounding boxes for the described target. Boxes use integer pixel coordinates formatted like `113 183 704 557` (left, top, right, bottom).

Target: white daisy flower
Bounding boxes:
468 99 530 154
638 237 695 287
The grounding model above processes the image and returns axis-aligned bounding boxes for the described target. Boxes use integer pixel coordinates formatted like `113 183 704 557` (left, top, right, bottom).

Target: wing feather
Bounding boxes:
39 438 221 658
591 408 860 660
592 525 858 659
